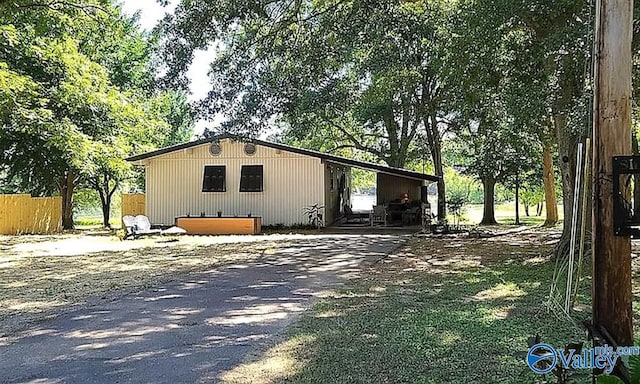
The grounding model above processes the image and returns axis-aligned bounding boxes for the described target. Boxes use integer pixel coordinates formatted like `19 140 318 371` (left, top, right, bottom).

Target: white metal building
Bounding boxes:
127 135 438 226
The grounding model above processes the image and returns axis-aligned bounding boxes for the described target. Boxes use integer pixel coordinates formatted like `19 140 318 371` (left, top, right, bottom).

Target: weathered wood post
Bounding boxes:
592 0 634 346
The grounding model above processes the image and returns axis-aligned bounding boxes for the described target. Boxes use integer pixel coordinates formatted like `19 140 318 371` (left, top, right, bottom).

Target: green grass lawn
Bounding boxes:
73 216 121 228
459 203 565 226
222 230 590 384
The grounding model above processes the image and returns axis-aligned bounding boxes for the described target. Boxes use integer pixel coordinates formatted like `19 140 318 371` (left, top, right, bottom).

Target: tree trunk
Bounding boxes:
101 197 111 228
553 113 579 258
60 171 75 230
426 113 446 221
524 203 530 217
480 176 497 225
97 187 111 229
434 153 446 222
542 140 559 226
383 113 402 168
95 174 119 229
420 111 446 221
537 202 544 216
633 133 640 218
515 176 520 224
591 0 633 346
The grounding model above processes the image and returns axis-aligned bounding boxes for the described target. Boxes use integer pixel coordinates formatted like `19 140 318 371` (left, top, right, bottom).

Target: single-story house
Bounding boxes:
126 135 439 227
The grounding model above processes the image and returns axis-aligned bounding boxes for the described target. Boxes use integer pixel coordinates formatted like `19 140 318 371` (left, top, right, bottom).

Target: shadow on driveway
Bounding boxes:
0 234 407 384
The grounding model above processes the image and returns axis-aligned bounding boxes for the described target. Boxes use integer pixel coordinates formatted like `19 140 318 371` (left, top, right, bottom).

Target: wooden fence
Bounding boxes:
121 193 145 218
0 194 62 235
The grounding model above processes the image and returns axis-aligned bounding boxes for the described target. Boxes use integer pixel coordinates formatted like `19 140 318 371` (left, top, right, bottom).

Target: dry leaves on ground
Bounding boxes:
0 234 286 334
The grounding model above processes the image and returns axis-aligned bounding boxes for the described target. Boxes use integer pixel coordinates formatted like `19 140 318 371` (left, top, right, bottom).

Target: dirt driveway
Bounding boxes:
0 233 408 384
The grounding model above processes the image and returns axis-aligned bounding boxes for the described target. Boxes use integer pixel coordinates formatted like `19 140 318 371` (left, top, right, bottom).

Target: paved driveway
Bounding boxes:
0 233 407 384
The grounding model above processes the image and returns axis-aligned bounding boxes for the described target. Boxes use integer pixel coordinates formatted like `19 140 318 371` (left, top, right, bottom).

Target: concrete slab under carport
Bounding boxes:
328 224 423 235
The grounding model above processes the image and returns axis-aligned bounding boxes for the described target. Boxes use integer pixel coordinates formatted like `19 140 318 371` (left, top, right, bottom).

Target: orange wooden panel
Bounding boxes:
175 217 262 235
0 194 61 235
11 194 28 235
0 195 8 234
122 194 146 217
30 196 62 234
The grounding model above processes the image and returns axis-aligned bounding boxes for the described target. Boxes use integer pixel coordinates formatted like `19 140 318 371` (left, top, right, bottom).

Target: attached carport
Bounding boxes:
376 173 429 205
326 160 438 204
321 157 439 225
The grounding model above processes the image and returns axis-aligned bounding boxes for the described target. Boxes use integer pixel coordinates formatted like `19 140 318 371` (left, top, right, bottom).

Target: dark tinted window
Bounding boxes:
240 165 263 192
202 166 226 192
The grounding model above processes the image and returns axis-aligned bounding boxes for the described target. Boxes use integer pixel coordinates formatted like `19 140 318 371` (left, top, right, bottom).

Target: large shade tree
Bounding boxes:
159 0 458 219
452 0 592 254
0 1 193 229
159 0 634 242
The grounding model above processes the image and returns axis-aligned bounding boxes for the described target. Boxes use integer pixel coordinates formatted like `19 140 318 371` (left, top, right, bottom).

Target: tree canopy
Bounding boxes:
0 0 194 228
157 0 622 254
3 0 638 256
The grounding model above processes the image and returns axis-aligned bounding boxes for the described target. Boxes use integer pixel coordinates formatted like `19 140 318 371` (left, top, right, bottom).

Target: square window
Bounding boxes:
202 165 226 192
240 165 263 192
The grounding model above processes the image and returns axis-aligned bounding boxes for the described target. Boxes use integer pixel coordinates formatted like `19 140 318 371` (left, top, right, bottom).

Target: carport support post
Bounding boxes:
592 0 633 346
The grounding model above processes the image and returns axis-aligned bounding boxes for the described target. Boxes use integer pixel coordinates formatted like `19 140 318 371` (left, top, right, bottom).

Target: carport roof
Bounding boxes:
127 134 439 182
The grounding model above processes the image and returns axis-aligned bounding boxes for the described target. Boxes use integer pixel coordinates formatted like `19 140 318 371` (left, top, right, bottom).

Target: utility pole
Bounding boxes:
592 0 634 346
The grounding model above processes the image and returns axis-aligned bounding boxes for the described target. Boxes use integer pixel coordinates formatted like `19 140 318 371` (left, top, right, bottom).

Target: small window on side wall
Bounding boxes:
202 165 226 192
240 165 263 192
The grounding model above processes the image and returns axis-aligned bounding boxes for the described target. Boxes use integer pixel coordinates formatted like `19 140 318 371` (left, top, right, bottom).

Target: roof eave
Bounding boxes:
126 135 440 182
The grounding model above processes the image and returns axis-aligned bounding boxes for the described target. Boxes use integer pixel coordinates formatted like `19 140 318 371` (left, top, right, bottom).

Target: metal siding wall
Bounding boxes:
146 140 325 226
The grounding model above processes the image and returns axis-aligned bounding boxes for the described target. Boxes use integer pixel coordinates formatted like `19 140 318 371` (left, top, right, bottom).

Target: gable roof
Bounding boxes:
127 135 439 182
